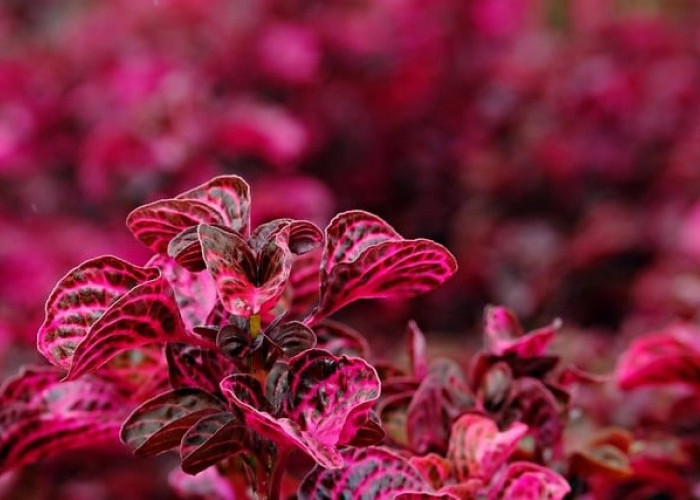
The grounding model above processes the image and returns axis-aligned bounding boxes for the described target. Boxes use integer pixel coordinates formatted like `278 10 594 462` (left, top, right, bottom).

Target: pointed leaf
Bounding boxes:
448 413 528 481
298 447 432 499
313 211 457 321
177 175 251 237
67 272 188 379
37 256 159 369
120 388 224 457
180 412 248 474
127 199 224 254
484 306 559 357
220 374 343 469
408 320 429 380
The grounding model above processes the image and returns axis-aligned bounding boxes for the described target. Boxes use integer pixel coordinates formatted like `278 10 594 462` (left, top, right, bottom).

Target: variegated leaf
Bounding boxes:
67 272 188 379
494 462 570 500
120 388 224 457
180 411 248 474
37 256 160 369
167 343 235 395
127 199 224 254
267 321 317 356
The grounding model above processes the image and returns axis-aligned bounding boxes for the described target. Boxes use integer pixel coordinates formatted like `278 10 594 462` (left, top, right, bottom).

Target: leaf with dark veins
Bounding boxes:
37 256 160 370
180 412 248 474
120 388 225 457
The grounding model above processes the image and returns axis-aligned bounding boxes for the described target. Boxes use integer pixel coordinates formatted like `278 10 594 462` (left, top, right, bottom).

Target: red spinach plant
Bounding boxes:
0 175 461 498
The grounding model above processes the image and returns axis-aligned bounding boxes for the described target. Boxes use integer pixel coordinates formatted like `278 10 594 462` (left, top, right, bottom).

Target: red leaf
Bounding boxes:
484 306 560 357
120 388 224 457
311 211 457 322
494 462 570 500
407 320 429 380
37 256 159 370
167 343 235 395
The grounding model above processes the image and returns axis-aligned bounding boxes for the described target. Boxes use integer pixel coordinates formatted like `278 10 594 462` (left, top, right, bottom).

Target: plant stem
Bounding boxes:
268 447 290 500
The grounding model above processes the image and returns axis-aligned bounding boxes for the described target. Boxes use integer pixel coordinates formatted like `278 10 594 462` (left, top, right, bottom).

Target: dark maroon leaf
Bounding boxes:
168 226 207 272
249 219 322 255
180 411 248 474
176 175 251 237
166 343 235 395
120 388 224 457
127 199 224 254
298 447 432 499
314 320 371 358
67 272 189 379
266 321 317 356
311 211 457 322
37 256 159 369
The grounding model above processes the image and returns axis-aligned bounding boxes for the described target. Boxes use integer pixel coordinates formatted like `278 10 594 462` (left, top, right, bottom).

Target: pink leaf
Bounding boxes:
120 388 225 457
616 325 700 390
220 374 344 469
298 447 432 499
484 306 560 357
282 349 381 446
127 199 224 254
0 366 63 406
288 249 321 317
176 175 251 237
180 412 248 474
37 256 159 370
67 271 188 379
169 466 236 500
314 320 372 358
168 226 207 272
198 224 290 317
409 453 454 490
447 413 528 482
495 462 570 500
0 375 128 474
312 211 457 322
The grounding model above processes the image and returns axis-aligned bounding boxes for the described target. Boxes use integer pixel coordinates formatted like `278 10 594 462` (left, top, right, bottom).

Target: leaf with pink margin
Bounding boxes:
408 320 429 380
127 199 224 254
249 219 323 255
298 447 432 499
66 271 189 379
447 413 528 482
282 349 381 446
198 224 291 317
180 411 248 474
148 255 218 331
220 374 343 469
120 388 225 457
177 175 251 237
167 343 235 395
288 249 321 317
37 256 159 369
314 320 371 358
408 360 473 455
494 462 570 500
409 454 454 490
0 376 128 474
616 325 700 390
312 211 457 322
484 306 560 357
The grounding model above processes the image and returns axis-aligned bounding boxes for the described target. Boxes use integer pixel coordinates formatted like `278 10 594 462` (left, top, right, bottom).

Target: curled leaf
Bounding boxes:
180 412 248 474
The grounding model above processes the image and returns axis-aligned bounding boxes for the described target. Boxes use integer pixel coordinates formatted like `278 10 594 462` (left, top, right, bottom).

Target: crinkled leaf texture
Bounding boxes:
447 413 528 482
37 255 190 380
616 324 700 390
127 175 252 256
484 306 560 357
0 368 128 474
220 349 380 469
298 447 434 499
120 388 225 458
309 211 457 323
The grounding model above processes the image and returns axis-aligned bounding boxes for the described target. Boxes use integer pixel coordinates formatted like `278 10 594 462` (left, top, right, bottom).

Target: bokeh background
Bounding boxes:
3 0 700 497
